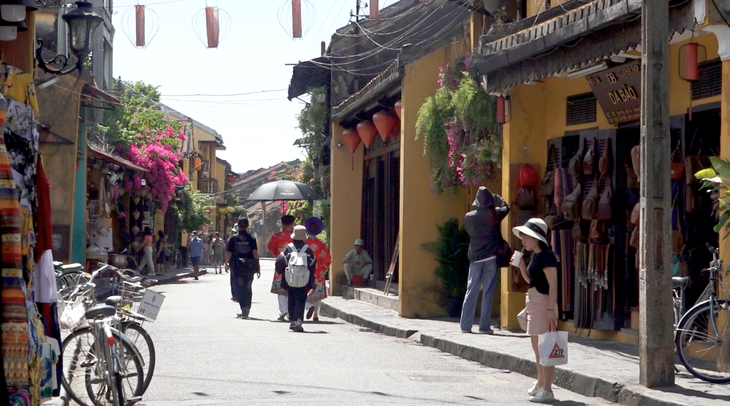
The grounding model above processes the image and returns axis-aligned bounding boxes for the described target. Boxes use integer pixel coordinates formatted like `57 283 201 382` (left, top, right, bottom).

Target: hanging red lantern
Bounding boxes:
394 100 402 120
192 6 231 49
226 175 236 183
370 0 379 19
357 120 378 148
342 129 361 153
278 0 315 40
496 96 506 124
121 4 160 48
679 42 706 82
372 110 397 141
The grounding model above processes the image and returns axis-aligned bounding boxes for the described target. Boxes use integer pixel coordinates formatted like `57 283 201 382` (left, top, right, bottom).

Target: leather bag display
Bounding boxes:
572 219 587 241
562 184 582 221
598 138 612 176
589 219 606 241
685 155 703 185
569 138 585 179
626 164 639 189
631 144 641 179
581 179 600 220
583 138 596 176
597 180 613 221
541 145 557 197
515 187 536 209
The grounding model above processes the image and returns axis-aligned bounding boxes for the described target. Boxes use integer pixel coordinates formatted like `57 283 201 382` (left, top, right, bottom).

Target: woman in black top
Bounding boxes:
511 218 559 403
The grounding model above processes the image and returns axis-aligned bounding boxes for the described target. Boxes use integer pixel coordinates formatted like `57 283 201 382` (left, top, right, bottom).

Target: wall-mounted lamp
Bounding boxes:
36 1 103 75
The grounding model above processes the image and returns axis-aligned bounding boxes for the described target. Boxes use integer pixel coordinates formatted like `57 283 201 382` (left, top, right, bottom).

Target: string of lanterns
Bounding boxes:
341 102 401 153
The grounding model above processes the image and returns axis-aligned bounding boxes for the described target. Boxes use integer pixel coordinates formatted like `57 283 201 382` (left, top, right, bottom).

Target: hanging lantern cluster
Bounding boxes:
372 110 399 141
278 0 316 40
357 120 378 148
496 95 510 124
342 129 360 153
192 6 231 49
678 39 707 120
121 4 160 48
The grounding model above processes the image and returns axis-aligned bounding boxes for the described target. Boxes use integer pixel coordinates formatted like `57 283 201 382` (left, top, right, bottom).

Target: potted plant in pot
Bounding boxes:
422 218 471 317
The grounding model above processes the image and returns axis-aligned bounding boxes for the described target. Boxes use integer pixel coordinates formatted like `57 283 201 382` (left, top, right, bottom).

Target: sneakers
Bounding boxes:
306 306 315 320
461 330 472 334
527 381 541 396
289 323 295 330
293 321 304 333
477 329 494 335
529 389 555 403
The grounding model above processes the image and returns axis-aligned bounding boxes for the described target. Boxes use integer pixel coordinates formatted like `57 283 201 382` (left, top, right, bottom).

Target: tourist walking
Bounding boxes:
275 225 316 332
188 231 205 280
137 227 155 275
212 232 226 274
226 219 260 319
460 186 509 334
155 230 167 275
267 215 295 320
304 217 331 321
512 218 559 403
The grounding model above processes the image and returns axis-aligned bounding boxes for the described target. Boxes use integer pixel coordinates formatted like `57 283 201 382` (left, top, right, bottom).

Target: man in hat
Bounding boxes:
226 219 260 319
211 231 226 274
304 217 331 321
268 215 295 320
343 239 373 284
275 225 316 332
460 186 509 334
188 231 206 280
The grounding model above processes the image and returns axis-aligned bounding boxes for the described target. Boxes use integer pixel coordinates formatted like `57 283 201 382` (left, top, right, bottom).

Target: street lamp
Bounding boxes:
36 1 103 75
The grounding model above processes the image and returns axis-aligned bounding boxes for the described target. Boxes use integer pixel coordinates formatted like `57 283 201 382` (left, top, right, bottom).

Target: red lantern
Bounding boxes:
370 0 379 19
278 0 315 40
205 7 220 48
496 96 506 124
372 110 397 141
342 129 361 153
192 6 231 49
679 42 706 82
394 100 402 120
292 0 302 39
357 120 378 147
121 4 160 48
135 5 145 47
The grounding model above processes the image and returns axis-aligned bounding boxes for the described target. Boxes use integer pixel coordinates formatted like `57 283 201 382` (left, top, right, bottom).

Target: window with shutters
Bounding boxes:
691 59 722 100
566 93 597 126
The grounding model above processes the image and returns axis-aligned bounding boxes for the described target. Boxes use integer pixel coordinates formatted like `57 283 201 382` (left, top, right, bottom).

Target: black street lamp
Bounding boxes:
36 1 103 75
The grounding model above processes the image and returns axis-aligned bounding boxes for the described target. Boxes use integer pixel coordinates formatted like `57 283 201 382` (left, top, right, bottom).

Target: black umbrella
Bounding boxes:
247 180 321 201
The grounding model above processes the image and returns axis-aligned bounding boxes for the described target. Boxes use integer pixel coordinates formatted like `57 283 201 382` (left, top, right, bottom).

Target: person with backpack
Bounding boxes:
275 225 316 332
460 186 510 334
226 219 261 319
268 215 295 320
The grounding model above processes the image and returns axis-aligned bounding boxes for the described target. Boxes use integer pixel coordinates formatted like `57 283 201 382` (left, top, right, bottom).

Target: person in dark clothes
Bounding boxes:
275 225 316 332
225 219 261 319
460 186 510 334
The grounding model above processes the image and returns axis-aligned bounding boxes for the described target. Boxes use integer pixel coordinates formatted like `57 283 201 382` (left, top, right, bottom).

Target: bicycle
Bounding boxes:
62 302 144 406
674 243 730 383
55 261 89 300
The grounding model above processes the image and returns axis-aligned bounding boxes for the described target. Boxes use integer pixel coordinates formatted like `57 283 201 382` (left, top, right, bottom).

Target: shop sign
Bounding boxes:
138 290 165 320
586 61 642 124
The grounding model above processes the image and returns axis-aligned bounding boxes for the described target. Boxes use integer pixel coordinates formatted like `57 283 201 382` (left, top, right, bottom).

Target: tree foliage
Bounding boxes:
171 183 215 233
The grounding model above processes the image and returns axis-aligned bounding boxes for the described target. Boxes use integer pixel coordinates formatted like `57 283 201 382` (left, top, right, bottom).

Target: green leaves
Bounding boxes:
422 218 470 300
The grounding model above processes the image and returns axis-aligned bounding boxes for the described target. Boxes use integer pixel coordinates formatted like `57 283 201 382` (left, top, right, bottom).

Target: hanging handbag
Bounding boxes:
540 170 554 197
572 220 587 241
553 167 563 209
515 187 536 209
597 180 613 221
581 178 600 220
569 138 585 179
598 137 612 176
626 164 639 189
685 185 698 213
631 144 641 179
583 138 596 176
670 147 684 181
496 237 512 268
561 184 582 221
589 219 606 241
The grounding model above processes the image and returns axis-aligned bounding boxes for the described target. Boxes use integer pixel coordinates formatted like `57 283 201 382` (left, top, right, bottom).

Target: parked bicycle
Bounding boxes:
55 261 88 300
674 244 730 383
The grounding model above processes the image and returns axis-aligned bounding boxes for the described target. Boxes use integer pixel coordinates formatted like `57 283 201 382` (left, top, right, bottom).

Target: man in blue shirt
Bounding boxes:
188 231 205 280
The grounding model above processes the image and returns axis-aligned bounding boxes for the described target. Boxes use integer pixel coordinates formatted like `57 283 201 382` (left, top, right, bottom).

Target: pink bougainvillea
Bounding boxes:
122 125 188 212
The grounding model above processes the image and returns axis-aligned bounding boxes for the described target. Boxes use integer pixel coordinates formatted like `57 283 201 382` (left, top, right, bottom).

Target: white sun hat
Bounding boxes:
512 218 549 246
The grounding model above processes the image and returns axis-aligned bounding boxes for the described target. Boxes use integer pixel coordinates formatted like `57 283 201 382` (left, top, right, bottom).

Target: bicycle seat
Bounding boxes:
105 296 122 307
84 304 116 320
672 276 690 288
125 276 144 283
61 263 84 272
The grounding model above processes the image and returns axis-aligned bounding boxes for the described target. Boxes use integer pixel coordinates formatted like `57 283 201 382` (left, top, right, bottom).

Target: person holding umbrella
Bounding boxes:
268 215 295 320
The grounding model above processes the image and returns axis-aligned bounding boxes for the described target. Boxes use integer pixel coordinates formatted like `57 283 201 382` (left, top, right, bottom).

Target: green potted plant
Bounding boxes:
422 218 471 316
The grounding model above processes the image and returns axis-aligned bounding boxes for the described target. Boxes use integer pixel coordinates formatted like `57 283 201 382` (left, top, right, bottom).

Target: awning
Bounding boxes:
88 147 148 172
82 83 121 107
470 0 696 92
288 57 330 101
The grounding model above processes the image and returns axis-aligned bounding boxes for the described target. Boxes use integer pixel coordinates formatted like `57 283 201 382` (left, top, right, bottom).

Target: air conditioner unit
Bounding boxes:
567 62 608 79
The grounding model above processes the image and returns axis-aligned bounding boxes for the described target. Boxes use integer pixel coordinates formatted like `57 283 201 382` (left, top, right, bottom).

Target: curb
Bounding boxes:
320 301 687 406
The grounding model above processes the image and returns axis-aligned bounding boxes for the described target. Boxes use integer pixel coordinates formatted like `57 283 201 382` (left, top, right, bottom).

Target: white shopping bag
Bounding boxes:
538 324 568 366
517 307 527 331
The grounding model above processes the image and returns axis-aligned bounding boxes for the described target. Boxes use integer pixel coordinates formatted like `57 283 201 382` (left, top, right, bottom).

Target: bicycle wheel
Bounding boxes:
62 327 145 406
57 271 87 300
121 322 156 393
675 299 730 383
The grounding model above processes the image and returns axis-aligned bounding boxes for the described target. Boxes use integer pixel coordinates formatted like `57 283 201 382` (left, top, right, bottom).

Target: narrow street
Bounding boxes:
134 260 610 406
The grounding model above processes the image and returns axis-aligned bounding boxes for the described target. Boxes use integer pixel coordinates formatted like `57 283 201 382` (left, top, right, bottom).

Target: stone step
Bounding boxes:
343 285 399 312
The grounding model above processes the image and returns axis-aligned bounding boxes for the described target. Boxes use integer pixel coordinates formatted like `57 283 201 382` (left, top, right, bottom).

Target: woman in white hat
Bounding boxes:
511 218 559 403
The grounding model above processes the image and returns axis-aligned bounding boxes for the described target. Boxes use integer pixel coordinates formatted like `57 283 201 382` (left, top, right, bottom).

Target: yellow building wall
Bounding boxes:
399 45 481 318
329 122 364 294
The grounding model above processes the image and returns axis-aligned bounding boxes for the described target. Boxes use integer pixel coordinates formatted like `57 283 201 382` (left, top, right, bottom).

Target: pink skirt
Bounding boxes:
526 288 550 336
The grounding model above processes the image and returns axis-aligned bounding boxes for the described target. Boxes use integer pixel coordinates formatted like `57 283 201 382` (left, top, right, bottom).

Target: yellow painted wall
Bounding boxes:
400 46 474 318
329 122 365 295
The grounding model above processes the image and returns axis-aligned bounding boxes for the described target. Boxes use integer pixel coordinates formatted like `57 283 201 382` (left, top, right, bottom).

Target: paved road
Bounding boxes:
124 260 611 405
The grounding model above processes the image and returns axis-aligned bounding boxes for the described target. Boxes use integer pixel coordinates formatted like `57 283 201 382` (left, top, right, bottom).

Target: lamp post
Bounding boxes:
36 1 103 75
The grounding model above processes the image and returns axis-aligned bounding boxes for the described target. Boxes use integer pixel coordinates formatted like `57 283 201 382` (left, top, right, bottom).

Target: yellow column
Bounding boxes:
499 83 548 330
329 122 364 295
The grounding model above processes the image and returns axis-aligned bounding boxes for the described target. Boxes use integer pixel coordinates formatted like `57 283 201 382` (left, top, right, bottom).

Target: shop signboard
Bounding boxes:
586 61 642 125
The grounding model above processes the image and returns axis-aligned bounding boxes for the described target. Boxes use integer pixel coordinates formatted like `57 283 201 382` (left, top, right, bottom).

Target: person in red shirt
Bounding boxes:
304 217 331 322
267 215 295 320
